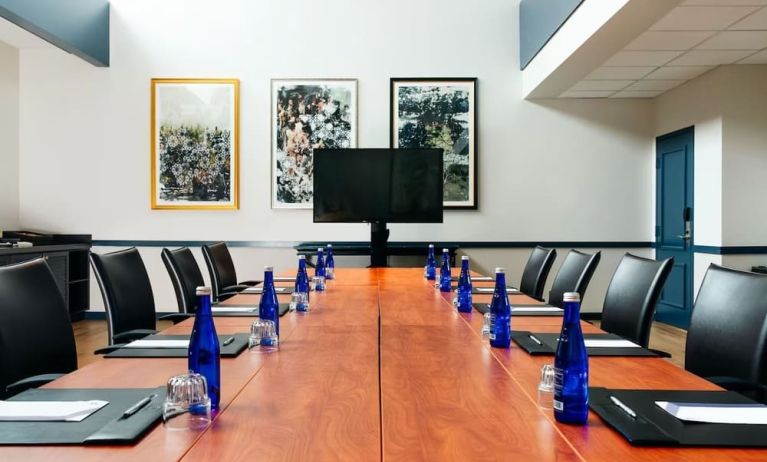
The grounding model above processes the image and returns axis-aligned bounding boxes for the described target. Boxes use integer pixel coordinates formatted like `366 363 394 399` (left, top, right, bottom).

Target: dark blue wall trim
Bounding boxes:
693 246 767 255
520 0 584 70
0 0 109 66
93 240 653 249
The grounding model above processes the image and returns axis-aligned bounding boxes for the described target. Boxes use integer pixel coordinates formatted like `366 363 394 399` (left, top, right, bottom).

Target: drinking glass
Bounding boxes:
289 292 310 312
249 319 279 352
163 372 211 430
480 311 495 337
537 364 556 411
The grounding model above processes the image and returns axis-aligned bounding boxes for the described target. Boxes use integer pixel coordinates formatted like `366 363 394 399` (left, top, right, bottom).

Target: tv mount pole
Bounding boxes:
369 221 389 267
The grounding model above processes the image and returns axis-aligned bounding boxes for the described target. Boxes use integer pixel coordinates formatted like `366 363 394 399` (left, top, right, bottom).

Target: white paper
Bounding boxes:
475 287 519 293
242 287 287 294
655 401 767 424
0 400 108 422
512 307 563 312
472 276 494 281
124 339 189 349
583 339 640 348
212 306 257 313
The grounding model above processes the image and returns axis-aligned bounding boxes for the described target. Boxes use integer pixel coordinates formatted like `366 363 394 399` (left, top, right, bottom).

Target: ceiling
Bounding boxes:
562 0 767 98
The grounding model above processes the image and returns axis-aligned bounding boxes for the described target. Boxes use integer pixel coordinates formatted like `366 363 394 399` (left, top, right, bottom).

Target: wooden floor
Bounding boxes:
73 318 688 368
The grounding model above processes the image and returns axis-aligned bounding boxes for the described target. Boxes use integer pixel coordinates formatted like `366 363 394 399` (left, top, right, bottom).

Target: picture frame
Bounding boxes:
271 78 358 209
390 77 478 209
151 78 239 210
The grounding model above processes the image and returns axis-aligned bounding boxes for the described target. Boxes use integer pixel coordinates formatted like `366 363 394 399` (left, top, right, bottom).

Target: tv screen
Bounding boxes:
313 148 444 223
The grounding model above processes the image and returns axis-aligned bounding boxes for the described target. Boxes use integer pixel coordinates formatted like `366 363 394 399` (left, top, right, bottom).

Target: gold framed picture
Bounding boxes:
151 78 239 210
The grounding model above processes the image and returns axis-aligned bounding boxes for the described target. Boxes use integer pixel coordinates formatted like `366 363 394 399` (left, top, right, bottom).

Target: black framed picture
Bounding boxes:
390 78 478 209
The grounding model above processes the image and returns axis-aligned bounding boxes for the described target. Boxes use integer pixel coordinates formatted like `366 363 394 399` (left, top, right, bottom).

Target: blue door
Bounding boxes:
655 127 694 329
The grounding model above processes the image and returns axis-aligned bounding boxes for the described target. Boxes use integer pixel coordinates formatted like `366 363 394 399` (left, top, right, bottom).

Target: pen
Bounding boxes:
222 336 235 346
528 334 543 345
610 395 637 419
121 393 156 419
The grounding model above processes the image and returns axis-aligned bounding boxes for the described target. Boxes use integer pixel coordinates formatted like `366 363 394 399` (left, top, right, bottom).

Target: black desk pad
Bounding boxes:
211 302 290 317
451 275 494 282
469 287 521 295
589 387 767 447
511 332 658 357
105 333 249 358
242 286 294 295
0 387 164 445
472 303 562 316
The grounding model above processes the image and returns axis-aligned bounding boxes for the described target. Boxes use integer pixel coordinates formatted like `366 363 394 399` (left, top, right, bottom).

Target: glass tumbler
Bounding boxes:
249 319 279 352
163 372 212 430
537 364 556 411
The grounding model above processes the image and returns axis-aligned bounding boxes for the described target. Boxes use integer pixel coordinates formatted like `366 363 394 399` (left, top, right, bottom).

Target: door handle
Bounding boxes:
676 232 691 241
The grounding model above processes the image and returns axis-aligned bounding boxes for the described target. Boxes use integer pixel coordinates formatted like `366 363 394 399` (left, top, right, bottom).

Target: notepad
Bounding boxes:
656 401 767 424
0 400 108 422
512 307 563 313
243 287 287 294
124 339 189 349
584 339 640 348
475 287 518 293
211 306 257 313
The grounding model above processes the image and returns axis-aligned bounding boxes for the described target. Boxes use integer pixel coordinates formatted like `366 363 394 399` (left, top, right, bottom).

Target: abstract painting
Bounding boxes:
391 78 477 209
272 79 357 209
151 78 239 210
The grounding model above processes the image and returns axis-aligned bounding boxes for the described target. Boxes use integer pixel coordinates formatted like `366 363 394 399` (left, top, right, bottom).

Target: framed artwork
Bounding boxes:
390 78 478 209
151 78 239 210
271 79 358 209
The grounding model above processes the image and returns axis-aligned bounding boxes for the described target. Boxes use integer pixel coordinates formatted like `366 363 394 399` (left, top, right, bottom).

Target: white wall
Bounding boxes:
15 0 656 311
0 40 19 231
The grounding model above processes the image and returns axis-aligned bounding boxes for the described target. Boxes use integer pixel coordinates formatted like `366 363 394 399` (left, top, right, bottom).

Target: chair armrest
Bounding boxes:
112 329 157 343
93 343 129 355
159 313 193 324
238 280 262 286
6 373 66 396
707 376 767 393
222 284 251 293
217 290 243 302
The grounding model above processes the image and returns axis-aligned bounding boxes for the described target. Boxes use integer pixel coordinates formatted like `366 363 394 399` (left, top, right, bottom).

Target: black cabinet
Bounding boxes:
0 240 91 321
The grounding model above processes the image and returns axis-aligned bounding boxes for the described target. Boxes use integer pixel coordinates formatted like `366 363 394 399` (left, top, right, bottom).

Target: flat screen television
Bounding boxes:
313 148 444 223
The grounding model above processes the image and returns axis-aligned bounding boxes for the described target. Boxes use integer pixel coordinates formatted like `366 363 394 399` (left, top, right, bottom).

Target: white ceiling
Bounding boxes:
562 1 767 99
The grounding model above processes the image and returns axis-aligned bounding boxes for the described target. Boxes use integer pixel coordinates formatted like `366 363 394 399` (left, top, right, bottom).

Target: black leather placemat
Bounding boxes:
211 303 290 317
472 303 562 316
0 387 164 445
105 333 249 358
510 331 658 357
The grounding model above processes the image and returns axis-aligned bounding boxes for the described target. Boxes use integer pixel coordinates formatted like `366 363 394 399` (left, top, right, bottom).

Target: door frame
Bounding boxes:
655 126 694 328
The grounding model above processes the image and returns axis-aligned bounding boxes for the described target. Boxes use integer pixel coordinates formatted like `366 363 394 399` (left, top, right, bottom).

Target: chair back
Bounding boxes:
686 265 767 385
519 246 557 300
90 248 157 344
162 247 205 314
202 242 238 301
0 258 77 395
600 254 673 347
548 250 601 308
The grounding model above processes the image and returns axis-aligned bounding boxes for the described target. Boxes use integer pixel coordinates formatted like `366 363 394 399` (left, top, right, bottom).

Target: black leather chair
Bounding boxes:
599 253 673 348
90 248 158 345
519 246 557 301
685 264 767 402
201 242 260 302
547 250 601 308
0 258 77 398
162 247 209 315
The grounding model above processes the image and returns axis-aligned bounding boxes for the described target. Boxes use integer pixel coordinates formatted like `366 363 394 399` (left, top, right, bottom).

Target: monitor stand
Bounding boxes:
369 221 389 267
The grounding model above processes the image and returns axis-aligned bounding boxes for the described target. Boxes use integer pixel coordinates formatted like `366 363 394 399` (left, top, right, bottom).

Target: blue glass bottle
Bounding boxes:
188 286 221 410
258 266 280 337
438 248 451 292
424 244 436 280
455 256 473 313
489 268 511 349
292 255 310 312
553 292 589 425
325 244 335 280
314 248 326 291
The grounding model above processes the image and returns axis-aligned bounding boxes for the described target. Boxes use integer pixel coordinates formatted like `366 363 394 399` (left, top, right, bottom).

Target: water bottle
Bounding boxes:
188 286 221 410
291 255 311 312
438 248 451 292
325 244 335 280
258 266 280 337
455 256 473 313
424 244 436 280
553 292 589 425
489 268 511 349
314 248 326 292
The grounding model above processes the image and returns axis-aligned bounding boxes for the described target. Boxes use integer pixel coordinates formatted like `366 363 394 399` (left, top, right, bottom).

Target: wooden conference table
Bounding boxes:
1 268 764 461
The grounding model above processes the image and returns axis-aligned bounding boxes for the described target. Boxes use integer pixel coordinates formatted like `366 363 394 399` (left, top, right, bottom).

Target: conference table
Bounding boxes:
1 268 765 461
